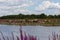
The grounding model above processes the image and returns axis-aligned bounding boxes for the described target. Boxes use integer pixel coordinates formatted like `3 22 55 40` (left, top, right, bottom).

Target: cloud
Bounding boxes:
35 1 60 11
0 0 34 16
51 2 60 9
0 0 33 6
0 0 60 16
0 0 6 2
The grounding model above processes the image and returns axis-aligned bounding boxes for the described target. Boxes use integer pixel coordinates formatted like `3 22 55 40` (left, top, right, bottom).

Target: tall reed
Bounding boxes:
0 26 37 40
0 31 5 40
11 32 14 40
16 36 19 40
6 36 9 40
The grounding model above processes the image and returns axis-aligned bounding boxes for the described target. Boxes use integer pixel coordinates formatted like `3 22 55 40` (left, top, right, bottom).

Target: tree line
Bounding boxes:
0 13 60 19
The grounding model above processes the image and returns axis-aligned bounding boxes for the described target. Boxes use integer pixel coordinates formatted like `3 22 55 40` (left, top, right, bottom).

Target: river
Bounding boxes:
0 25 60 40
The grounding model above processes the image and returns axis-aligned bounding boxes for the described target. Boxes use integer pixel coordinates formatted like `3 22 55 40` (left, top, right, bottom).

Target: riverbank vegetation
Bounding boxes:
0 13 60 19
0 13 60 26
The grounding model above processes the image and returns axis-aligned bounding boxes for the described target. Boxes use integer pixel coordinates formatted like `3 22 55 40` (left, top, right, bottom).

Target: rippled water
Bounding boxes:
0 25 60 40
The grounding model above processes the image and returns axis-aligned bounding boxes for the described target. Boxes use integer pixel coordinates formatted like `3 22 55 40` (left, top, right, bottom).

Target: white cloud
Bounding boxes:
0 5 30 16
0 0 33 6
35 1 60 11
19 3 33 7
0 3 32 10
0 8 30 16
0 0 19 2
0 0 34 16
36 1 51 10
0 0 6 2
0 0 60 16
51 3 60 9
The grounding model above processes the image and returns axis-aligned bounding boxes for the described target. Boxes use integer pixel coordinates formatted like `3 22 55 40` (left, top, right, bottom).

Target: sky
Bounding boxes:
0 0 60 16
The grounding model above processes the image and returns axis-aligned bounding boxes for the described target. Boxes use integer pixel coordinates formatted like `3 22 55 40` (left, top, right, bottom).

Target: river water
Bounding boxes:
0 25 60 40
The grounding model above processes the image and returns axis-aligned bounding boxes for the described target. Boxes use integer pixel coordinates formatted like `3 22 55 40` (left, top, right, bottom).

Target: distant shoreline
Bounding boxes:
0 19 60 26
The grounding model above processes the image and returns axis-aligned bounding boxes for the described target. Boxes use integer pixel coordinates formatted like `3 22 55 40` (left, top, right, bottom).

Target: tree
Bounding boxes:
39 13 47 19
48 15 54 18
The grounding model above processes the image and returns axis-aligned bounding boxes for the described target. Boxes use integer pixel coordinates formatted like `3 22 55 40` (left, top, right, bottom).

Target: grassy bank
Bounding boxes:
0 19 60 26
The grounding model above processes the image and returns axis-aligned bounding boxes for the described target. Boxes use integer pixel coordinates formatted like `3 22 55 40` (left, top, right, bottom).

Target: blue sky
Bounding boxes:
0 0 60 16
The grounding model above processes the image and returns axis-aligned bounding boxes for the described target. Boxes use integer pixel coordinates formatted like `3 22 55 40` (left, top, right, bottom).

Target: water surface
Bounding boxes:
0 25 60 40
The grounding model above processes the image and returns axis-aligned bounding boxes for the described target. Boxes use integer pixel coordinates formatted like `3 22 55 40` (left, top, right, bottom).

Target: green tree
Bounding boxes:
39 13 47 19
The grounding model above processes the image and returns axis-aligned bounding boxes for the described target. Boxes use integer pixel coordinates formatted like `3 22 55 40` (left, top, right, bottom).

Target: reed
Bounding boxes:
0 37 1 40
1 29 60 40
0 26 37 40
16 36 19 40
23 32 28 40
11 32 14 40
0 31 5 40
6 36 9 40
49 32 60 40
19 26 23 40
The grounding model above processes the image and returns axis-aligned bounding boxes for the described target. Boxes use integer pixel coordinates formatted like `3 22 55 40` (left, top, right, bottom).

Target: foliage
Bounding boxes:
0 13 60 19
